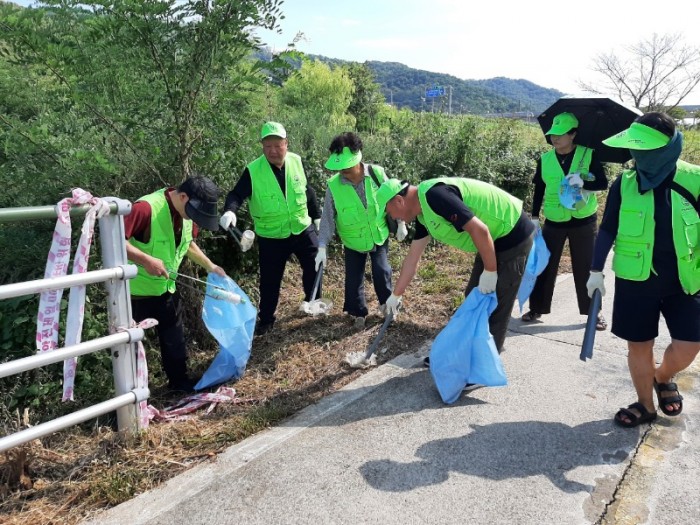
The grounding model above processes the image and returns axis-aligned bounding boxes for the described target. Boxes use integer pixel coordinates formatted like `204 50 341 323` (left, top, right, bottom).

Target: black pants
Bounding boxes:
131 291 187 384
257 225 319 325
529 219 597 316
465 233 534 352
343 241 393 317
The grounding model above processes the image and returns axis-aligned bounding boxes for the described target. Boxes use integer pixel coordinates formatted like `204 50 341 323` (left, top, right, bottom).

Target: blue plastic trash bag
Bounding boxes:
517 228 551 313
194 273 257 391
430 289 507 404
559 178 592 210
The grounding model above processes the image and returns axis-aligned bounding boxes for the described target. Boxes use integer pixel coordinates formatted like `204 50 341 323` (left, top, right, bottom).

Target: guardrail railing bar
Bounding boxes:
0 328 145 379
0 388 150 453
0 199 131 223
0 265 137 301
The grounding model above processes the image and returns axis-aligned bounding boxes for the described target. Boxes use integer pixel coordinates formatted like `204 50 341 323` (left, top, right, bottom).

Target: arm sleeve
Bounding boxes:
123 201 151 241
414 218 430 240
317 188 336 247
223 168 252 213
306 184 322 220
590 176 622 271
531 157 545 217
582 151 609 191
425 183 474 232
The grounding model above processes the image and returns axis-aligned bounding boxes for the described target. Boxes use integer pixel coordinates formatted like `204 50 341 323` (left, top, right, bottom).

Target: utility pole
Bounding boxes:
448 85 452 115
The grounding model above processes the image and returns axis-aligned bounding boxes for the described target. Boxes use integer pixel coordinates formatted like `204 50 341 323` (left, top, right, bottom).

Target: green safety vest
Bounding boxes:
417 177 522 253
129 189 193 297
248 152 311 239
541 145 598 222
328 165 390 252
613 160 700 295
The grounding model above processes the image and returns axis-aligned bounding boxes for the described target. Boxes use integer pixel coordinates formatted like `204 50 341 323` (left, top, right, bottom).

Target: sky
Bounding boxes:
256 0 700 105
11 0 700 105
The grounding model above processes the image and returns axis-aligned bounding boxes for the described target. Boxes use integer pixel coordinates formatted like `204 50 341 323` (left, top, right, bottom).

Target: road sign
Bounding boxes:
425 86 445 98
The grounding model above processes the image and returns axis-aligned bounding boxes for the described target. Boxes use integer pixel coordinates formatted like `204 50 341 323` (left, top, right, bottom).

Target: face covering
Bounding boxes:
631 130 683 191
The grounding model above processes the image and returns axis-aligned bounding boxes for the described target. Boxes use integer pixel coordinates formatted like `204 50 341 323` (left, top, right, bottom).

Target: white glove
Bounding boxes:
219 210 237 230
385 293 402 317
586 271 606 298
478 270 498 294
530 217 540 230
566 173 584 188
314 218 321 232
396 220 408 241
315 247 326 271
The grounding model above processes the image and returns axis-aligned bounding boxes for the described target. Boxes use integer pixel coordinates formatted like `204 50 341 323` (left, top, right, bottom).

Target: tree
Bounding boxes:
345 62 384 133
0 0 286 190
580 33 700 111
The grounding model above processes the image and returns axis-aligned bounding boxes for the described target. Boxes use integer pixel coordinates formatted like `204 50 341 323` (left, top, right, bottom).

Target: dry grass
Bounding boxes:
0 239 575 524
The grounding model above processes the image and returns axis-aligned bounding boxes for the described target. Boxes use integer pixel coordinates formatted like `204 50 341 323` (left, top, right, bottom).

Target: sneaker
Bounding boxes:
353 316 366 329
423 356 430 368
521 311 542 322
463 383 483 392
254 321 274 336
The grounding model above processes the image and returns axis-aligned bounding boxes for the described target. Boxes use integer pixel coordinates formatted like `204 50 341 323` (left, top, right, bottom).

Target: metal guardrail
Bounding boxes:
0 197 151 452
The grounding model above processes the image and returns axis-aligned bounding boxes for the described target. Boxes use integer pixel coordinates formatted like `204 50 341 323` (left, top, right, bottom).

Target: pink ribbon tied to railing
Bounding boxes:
36 188 110 401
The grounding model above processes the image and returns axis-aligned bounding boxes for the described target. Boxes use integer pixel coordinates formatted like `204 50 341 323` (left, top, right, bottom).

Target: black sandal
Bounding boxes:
521 311 542 322
654 379 684 416
614 402 657 428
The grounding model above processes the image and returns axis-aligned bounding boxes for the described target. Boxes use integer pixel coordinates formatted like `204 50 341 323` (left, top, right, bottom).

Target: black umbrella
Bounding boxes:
538 96 643 163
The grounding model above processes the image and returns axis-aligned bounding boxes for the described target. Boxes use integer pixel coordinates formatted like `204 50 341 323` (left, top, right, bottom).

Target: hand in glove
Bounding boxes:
385 293 402 317
530 217 540 230
586 271 605 298
396 220 408 241
315 247 327 271
314 218 321 232
478 270 498 294
219 210 237 230
566 173 584 188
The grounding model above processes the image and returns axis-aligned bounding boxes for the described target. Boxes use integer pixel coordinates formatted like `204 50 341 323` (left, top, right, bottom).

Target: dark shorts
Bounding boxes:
612 279 700 342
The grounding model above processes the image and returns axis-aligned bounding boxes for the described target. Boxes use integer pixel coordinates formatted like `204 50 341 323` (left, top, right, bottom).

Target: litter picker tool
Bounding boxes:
300 262 332 316
168 271 244 304
580 289 601 361
345 312 394 369
226 225 255 252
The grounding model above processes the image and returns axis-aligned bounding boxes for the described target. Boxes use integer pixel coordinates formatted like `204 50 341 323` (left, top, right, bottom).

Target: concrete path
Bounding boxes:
87 270 699 525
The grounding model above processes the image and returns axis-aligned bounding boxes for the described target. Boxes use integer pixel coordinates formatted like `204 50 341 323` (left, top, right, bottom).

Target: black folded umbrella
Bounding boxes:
538 96 643 163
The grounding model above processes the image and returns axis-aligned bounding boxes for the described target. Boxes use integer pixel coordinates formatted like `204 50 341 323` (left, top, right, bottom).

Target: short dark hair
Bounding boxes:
329 132 363 154
635 112 676 138
567 127 578 136
177 175 219 202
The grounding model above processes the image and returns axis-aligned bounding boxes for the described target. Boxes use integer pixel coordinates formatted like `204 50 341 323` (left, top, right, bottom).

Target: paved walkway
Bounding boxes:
87 269 700 525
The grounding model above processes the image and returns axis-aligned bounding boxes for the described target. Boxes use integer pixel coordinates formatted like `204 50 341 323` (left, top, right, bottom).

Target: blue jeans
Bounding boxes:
343 241 392 317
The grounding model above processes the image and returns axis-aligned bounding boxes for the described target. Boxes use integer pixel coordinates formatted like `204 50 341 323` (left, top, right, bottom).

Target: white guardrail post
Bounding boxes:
98 197 144 435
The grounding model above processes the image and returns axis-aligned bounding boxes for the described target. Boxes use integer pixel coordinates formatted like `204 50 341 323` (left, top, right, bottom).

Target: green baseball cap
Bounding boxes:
546 112 579 135
376 179 408 212
260 121 287 140
325 147 362 170
602 122 671 150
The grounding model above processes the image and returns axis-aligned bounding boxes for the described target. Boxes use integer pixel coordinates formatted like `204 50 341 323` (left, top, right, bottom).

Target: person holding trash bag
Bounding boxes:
316 132 408 329
522 112 609 330
587 112 700 428
221 122 322 336
377 177 535 357
125 176 227 392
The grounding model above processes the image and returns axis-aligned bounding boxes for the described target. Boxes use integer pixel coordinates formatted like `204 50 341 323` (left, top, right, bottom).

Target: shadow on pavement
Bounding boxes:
359 418 638 494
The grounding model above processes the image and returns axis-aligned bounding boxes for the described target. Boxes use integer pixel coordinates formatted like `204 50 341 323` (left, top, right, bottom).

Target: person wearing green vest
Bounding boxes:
316 132 408 328
376 176 536 356
220 122 322 336
125 176 227 392
522 112 609 330
587 112 700 428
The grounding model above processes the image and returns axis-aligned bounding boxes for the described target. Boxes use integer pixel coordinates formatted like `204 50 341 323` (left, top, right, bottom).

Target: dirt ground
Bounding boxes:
0 241 572 524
